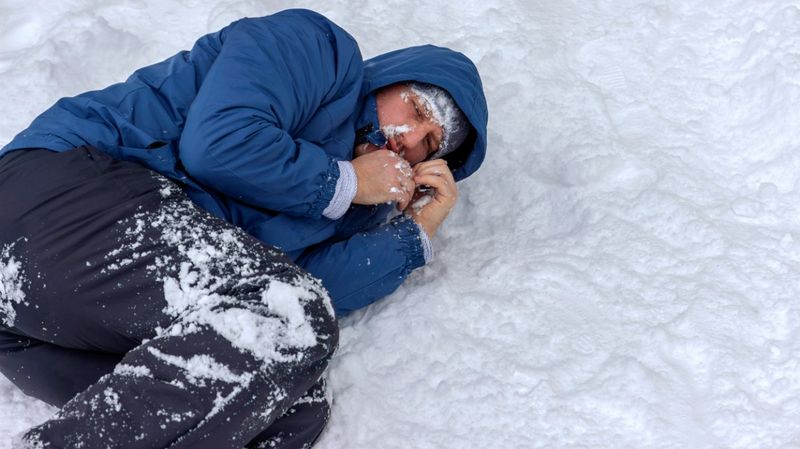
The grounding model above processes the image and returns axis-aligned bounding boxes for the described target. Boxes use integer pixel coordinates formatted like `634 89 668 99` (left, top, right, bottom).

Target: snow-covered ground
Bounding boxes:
2 0 800 447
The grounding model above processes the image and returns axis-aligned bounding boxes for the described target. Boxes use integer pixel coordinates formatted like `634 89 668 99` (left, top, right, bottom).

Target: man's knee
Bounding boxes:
166 271 338 369
248 379 331 449
250 266 339 362
290 274 339 362
268 277 338 366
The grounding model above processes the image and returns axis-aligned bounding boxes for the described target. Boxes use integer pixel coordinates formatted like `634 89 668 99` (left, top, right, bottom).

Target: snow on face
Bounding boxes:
0 241 29 328
407 83 466 159
381 124 414 139
375 84 444 165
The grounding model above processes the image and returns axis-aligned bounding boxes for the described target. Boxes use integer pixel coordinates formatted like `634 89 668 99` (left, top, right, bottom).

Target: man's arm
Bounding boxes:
298 159 457 315
179 10 363 219
296 215 428 315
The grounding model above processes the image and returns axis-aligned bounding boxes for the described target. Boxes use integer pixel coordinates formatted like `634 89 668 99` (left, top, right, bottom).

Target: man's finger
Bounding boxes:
398 189 414 210
416 165 448 177
403 177 417 198
414 159 447 172
414 174 453 199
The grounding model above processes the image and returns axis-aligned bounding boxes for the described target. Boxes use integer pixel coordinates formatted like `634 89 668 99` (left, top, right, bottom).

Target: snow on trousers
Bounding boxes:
0 147 338 448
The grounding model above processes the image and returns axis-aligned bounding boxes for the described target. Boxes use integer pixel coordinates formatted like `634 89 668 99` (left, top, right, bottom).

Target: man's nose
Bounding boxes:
402 129 424 148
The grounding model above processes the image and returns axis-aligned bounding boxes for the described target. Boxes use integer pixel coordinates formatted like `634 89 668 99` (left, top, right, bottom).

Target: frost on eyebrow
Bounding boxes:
382 124 414 138
401 89 435 120
409 84 463 155
0 240 30 328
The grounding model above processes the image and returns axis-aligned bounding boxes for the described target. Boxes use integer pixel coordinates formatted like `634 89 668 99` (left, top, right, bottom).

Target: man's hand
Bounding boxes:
404 159 458 238
351 149 415 209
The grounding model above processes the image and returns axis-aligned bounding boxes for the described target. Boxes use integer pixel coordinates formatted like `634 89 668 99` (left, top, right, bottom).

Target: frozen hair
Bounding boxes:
407 82 469 160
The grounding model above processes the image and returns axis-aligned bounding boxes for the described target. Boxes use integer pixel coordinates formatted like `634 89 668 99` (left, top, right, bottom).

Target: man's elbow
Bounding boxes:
178 129 220 184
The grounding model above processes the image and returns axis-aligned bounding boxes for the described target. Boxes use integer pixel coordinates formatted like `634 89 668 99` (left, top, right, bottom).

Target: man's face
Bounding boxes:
354 84 444 165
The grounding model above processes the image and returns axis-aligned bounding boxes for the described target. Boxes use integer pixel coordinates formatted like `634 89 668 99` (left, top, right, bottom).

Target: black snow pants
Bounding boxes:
0 147 338 448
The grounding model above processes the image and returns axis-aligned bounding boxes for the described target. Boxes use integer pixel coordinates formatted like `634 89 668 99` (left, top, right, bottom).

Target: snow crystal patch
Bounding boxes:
146 347 252 386
183 306 310 364
155 408 195 423
262 281 316 330
146 347 255 423
381 124 413 138
160 276 321 365
160 265 219 318
113 364 153 378
103 387 121 412
153 172 175 198
0 242 29 327
102 183 333 368
293 383 327 406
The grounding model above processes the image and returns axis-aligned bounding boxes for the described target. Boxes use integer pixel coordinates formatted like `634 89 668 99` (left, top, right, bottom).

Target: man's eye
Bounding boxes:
413 103 422 118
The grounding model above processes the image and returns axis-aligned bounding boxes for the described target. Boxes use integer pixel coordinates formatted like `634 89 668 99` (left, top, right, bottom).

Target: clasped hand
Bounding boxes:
351 149 458 237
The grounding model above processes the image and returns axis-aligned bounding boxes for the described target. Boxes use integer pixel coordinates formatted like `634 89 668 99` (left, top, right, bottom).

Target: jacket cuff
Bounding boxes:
310 158 341 219
413 221 434 264
390 215 427 275
322 161 357 220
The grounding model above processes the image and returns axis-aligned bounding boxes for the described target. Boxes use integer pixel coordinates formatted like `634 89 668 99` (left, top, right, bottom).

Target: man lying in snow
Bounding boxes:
0 8 487 449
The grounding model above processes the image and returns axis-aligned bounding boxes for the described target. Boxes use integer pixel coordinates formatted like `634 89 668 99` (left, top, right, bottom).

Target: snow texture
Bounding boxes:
2 1 800 448
381 123 414 138
110 178 331 367
0 241 29 328
145 347 254 422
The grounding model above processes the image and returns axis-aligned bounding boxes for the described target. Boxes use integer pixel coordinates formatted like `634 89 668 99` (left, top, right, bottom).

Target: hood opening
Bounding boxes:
441 126 476 177
362 45 488 182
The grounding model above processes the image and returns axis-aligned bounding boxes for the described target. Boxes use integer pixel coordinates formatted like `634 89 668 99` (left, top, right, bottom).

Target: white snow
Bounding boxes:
2 1 800 448
145 348 252 387
102 388 121 413
381 123 414 138
0 242 29 328
146 347 255 423
112 364 153 378
262 281 324 345
113 187 331 365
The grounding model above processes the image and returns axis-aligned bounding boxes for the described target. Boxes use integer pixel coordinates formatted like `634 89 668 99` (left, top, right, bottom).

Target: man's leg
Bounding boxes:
0 330 122 408
0 329 331 449
0 330 331 449
0 147 338 448
247 378 330 449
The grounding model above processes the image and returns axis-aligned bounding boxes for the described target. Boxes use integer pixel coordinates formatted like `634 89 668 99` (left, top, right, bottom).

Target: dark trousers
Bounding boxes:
0 147 337 448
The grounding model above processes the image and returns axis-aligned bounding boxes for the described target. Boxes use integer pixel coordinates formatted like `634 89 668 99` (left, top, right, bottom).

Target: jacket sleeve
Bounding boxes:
296 215 427 315
179 10 363 219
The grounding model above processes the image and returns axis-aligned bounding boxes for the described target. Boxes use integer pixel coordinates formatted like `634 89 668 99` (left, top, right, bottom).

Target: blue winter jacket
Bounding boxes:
0 9 488 316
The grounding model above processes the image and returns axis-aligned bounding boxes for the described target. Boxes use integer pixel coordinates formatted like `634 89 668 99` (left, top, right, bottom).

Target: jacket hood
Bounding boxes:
362 45 488 182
